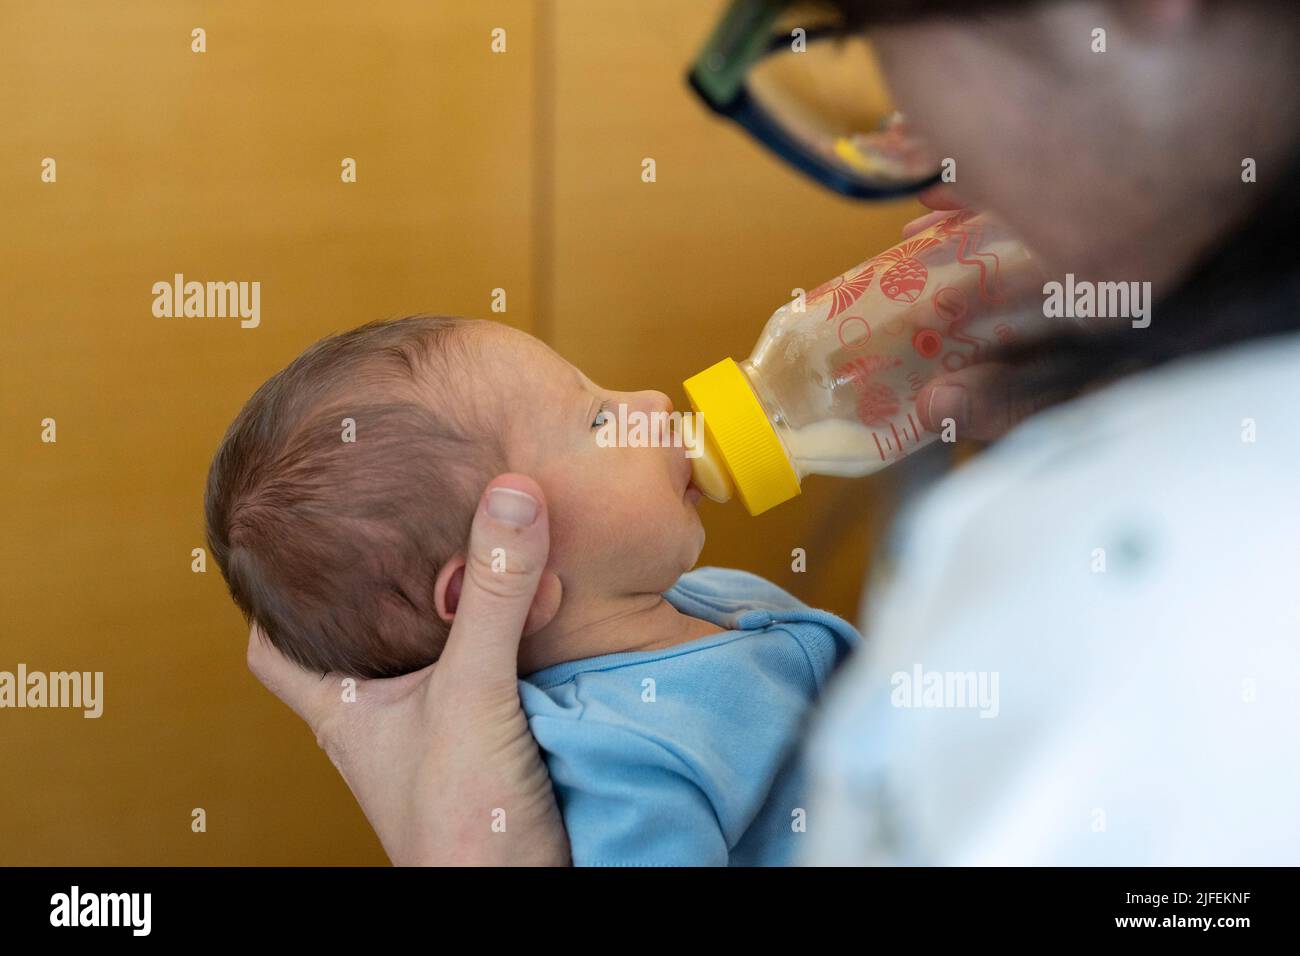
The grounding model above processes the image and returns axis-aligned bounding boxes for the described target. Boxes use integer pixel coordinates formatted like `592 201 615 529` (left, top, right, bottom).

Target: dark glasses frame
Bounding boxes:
687 0 942 200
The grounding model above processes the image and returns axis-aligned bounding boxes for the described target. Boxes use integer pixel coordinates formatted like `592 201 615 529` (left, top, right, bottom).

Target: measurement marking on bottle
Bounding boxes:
873 414 923 461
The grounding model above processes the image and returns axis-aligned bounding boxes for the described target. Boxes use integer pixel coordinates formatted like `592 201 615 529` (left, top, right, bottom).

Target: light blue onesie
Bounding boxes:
518 566 861 866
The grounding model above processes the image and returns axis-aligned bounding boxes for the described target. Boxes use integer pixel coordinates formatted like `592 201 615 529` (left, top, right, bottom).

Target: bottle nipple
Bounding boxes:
690 431 734 503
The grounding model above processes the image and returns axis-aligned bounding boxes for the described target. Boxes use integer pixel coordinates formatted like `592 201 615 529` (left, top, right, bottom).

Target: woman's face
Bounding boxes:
869 1 1300 294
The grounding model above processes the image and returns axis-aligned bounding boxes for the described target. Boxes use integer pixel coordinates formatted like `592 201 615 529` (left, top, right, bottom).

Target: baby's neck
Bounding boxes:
518 589 723 676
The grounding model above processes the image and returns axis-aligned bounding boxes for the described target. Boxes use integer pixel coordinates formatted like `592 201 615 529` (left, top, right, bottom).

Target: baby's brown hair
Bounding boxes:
205 315 503 678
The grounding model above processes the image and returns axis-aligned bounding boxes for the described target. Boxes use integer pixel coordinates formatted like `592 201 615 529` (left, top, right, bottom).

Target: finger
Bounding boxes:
439 473 551 684
245 623 335 728
916 184 965 211
916 362 1049 442
901 208 957 239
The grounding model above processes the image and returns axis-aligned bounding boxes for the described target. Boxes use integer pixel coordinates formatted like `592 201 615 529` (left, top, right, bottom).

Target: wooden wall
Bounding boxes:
0 0 921 864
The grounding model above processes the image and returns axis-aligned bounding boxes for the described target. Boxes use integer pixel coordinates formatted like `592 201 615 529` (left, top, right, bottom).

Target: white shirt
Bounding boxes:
803 330 1300 864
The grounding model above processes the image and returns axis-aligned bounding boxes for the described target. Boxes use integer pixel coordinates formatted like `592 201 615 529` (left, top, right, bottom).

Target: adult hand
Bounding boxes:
905 186 1052 441
246 474 569 866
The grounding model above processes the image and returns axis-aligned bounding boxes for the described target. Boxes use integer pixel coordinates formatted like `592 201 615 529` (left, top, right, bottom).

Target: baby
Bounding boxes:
205 315 860 865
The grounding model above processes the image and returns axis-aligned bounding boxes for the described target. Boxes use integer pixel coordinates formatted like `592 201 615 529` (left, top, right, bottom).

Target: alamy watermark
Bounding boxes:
1 664 103 718
50 886 150 936
891 664 999 719
152 273 260 328
1043 273 1152 329
594 403 704 458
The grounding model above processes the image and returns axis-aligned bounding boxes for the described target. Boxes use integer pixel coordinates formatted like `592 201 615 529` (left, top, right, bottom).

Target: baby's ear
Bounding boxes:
434 552 562 637
433 555 466 623
523 569 562 638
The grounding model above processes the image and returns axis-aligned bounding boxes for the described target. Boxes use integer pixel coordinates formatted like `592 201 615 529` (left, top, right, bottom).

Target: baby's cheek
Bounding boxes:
592 485 665 554
543 482 592 552
545 455 674 562
545 477 635 555
596 484 655 535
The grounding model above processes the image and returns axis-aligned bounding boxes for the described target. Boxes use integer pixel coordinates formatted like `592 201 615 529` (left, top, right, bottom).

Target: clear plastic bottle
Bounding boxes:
683 210 1048 515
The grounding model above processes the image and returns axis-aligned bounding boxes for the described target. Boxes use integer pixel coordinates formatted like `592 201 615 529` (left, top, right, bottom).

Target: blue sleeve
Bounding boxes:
533 717 729 867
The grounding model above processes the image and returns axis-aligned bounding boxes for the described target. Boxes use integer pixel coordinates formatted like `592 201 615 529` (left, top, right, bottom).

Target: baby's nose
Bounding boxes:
647 391 674 416
627 389 672 416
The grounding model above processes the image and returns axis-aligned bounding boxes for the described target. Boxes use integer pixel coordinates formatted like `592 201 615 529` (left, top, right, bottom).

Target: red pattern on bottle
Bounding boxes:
936 212 1004 305
834 354 902 391
876 237 941 304
855 381 901 427
912 328 943 358
809 263 875 320
837 315 871 349
932 285 968 324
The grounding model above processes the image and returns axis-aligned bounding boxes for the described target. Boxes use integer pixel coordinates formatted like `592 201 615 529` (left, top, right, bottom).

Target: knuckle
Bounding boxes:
465 546 538 599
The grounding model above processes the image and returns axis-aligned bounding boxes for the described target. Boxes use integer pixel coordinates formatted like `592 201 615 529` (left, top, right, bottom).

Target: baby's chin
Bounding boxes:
644 524 705 584
618 492 705 578
681 516 707 573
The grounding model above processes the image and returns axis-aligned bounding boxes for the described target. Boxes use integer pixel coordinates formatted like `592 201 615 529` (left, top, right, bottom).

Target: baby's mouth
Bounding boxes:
681 454 703 505
675 448 696 498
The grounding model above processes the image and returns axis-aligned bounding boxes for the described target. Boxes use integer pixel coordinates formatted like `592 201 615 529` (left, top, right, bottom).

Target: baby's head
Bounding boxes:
206 316 704 678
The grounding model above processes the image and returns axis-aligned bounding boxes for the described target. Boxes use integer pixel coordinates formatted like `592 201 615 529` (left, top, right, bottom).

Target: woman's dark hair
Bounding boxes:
822 0 1300 406
997 160 1300 408
826 0 1031 28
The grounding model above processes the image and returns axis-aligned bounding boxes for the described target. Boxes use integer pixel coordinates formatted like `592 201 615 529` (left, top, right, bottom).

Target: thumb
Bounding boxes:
917 184 966 211
918 362 1050 442
439 474 554 683
901 208 961 240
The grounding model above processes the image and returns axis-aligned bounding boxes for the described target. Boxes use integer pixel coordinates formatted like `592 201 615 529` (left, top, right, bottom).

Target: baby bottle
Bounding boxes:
683 210 1047 515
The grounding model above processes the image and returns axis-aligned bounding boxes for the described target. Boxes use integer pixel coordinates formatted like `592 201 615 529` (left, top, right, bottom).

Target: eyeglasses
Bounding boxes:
688 0 943 199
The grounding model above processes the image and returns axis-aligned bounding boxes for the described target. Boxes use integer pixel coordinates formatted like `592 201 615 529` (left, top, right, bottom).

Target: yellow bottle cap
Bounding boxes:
682 358 801 516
